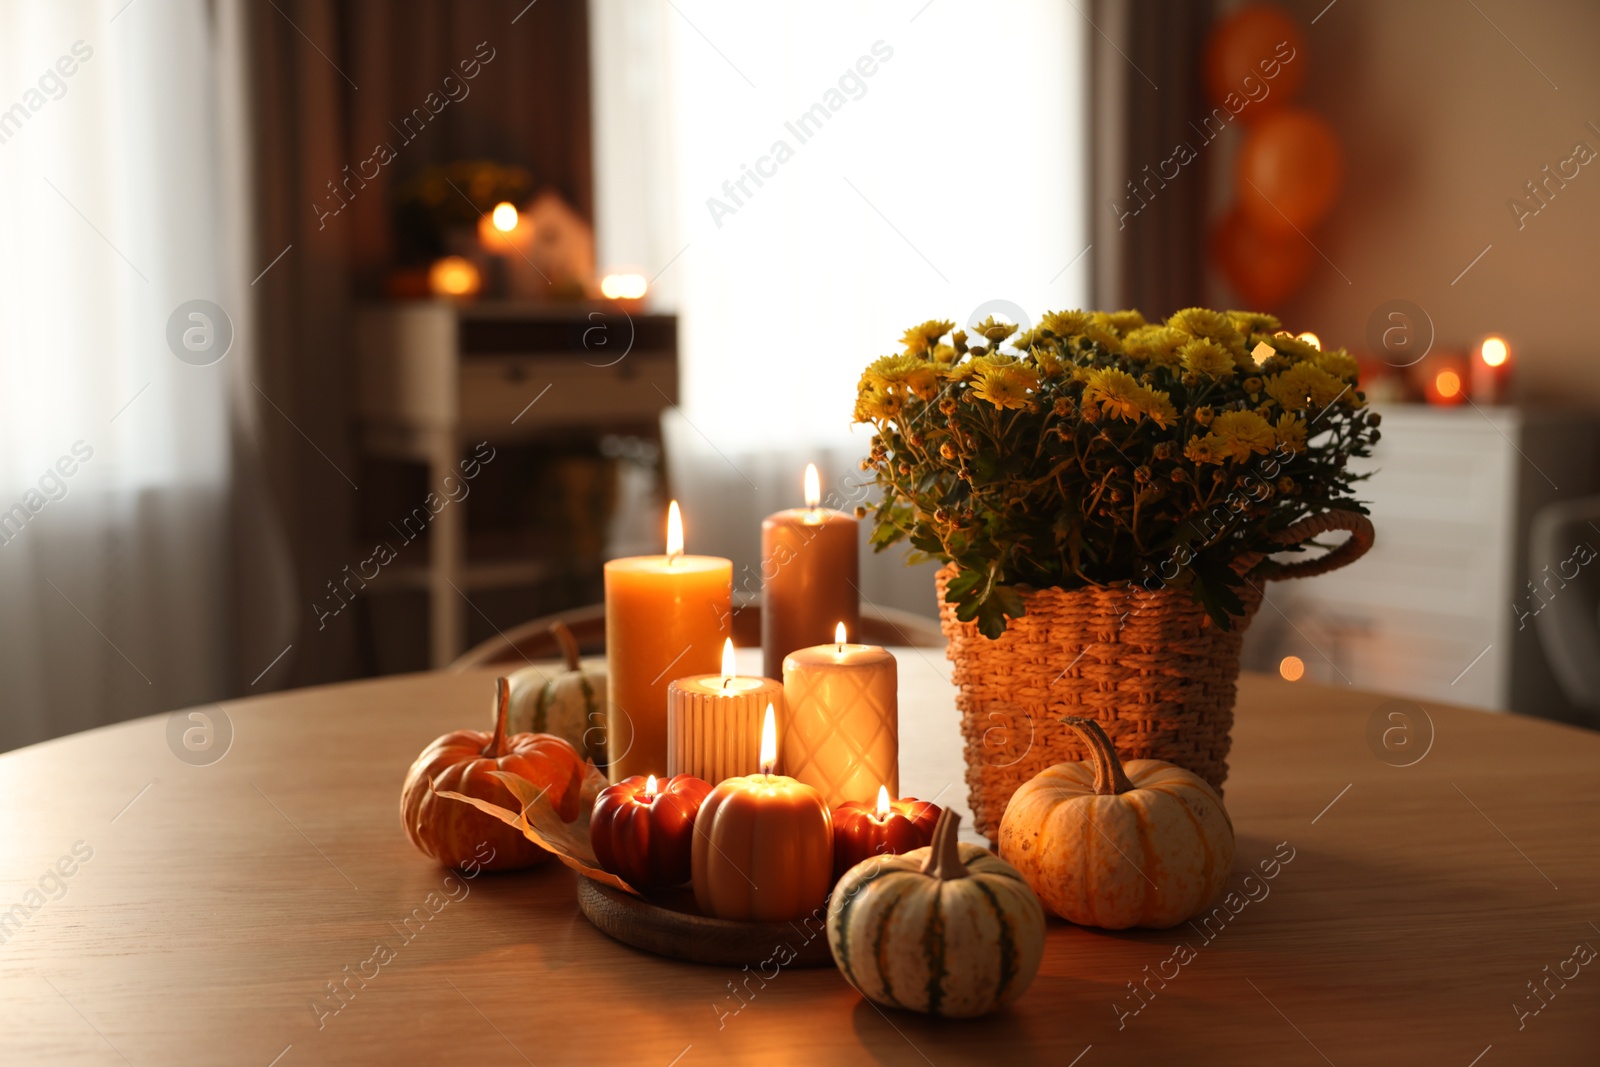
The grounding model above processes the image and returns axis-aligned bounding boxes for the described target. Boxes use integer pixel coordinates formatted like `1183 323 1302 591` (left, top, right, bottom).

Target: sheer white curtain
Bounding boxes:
0 1 257 750
592 1 1089 614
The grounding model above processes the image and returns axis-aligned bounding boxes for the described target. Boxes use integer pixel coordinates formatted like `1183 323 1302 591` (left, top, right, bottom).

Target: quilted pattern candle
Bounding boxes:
781 625 898 808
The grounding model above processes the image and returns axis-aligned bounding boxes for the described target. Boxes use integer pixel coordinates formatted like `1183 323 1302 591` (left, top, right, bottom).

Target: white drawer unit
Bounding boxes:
354 301 678 667
1242 405 1600 718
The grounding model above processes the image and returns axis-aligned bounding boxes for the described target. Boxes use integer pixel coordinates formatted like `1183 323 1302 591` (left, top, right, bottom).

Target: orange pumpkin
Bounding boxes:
998 716 1235 929
401 677 586 871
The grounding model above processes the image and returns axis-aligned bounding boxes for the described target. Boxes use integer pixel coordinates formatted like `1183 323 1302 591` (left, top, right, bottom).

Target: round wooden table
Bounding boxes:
2 650 1596 1065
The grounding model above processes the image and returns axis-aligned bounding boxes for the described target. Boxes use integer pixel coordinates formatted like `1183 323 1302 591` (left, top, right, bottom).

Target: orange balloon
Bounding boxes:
1236 108 1343 236
1203 3 1306 119
1211 207 1314 309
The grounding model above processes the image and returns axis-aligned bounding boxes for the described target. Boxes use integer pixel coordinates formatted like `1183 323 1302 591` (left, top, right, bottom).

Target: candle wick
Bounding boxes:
722 676 731 690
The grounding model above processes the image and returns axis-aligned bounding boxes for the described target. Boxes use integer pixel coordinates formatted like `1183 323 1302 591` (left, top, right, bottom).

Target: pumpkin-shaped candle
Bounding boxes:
591 773 712 890
691 706 833 921
831 785 941 880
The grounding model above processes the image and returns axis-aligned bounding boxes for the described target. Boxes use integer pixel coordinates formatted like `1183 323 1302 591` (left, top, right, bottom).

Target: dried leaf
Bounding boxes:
435 765 639 897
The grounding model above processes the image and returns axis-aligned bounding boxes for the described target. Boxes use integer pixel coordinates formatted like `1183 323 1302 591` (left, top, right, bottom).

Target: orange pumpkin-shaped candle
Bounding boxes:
590 773 711 890
831 786 941 880
400 677 586 871
692 706 833 921
999 716 1235 929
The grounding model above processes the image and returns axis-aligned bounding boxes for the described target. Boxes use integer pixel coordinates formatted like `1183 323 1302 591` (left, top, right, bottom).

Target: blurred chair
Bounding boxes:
451 599 944 671
1529 495 1600 725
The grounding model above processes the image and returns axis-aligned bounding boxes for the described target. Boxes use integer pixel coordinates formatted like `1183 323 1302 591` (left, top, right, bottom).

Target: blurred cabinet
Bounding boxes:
355 301 677 667
1242 405 1600 718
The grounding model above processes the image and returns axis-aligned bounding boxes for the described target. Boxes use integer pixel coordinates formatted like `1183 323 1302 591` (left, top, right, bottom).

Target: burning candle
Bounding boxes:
589 772 712 890
604 501 732 781
667 638 786 783
760 463 861 680
782 622 899 808
1420 352 1469 406
691 706 834 921
831 784 942 879
1470 334 1513 405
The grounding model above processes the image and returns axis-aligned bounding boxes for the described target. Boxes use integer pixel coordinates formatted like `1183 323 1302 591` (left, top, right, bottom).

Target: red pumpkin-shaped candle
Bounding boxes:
832 786 941 879
400 677 587 871
590 773 711 889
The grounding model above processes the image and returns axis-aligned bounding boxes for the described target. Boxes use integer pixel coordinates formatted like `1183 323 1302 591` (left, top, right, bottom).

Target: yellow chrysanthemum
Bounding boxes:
1312 348 1360 382
1081 325 1124 354
971 361 1040 410
1091 310 1146 335
1183 434 1219 465
1265 362 1348 412
899 320 954 355
1168 307 1244 347
1082 368 1146 422
1227 310 1281 335
1274 413 1308 452
1207 410 1276 462
1268 333 1322 363
972 316 1021 344
1082 368 1176 428
1123 326 1187 367
864 353 941 399
853 382 901 422
1041 310 1092 337
1180 338 1236 380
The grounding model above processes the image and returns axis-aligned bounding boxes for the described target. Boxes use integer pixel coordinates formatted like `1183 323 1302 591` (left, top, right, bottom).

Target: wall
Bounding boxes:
1211 0 1600 405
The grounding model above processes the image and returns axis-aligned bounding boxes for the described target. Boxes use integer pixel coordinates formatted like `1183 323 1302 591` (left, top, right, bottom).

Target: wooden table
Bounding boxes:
3 649 1597 1065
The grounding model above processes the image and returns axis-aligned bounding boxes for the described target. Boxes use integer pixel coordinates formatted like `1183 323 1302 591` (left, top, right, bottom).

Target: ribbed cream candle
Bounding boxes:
666 675 786 784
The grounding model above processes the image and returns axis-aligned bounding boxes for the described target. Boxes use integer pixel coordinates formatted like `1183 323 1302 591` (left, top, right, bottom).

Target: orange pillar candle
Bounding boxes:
761 463 861 680
691 706 834 921
604 501 732 782
667 638 786 783
782 623 899 808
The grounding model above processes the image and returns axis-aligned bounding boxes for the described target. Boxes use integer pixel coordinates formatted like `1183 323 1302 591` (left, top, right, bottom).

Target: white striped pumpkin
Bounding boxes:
999 716 1234 930
827 809 1045 1018
506 624 606 764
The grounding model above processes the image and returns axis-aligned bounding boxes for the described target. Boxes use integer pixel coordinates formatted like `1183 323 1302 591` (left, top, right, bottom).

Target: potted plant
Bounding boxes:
854 308 1378 840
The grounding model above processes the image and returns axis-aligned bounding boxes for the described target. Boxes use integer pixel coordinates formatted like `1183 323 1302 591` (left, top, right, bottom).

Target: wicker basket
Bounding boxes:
939 509 1374 842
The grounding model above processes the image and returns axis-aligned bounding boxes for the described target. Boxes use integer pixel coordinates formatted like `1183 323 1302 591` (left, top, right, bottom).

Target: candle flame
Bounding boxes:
804 463 821 509
491 202 519 233
666 500 684 560
1481 336 1509 367
759 704 777 775
835 621 847 649
876 784 891 819
1435 369 1462 399
1297 331 1321 351
720 637 737 682
644 774 659 798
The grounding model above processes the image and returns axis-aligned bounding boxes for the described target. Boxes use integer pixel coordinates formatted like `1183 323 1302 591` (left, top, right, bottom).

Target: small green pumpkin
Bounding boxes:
506 623 606 764
827 808 1045 1018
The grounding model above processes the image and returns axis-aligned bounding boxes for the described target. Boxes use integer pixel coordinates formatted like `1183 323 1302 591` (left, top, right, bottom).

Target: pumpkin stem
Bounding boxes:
1060 716 1135 796
919 808 969 881
486 677 513 757
551 621 582 673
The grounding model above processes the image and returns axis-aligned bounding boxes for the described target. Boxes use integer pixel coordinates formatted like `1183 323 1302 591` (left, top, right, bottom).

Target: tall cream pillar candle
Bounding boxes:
761 463 860 680
781 625 898 808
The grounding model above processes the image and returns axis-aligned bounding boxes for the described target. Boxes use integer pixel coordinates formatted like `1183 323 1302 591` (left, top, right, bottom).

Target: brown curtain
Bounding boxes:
244 0 593 688
1088 0 1213 317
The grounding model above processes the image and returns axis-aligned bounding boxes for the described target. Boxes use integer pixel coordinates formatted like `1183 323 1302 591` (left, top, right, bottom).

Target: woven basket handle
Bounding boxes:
1257 509 1375 581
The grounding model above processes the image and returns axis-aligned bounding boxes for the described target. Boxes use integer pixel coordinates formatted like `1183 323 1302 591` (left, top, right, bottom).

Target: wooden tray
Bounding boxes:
576 877 836 968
